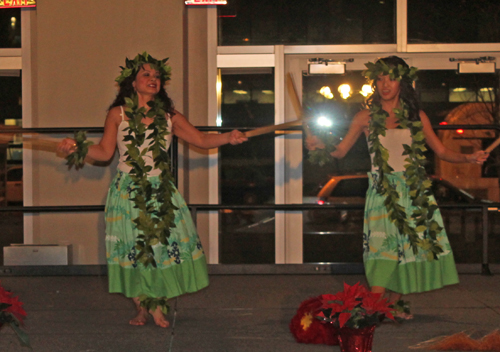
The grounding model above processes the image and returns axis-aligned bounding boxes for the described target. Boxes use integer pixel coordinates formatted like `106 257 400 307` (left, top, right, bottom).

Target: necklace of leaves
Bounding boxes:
122 93 178 268
365 61 444 259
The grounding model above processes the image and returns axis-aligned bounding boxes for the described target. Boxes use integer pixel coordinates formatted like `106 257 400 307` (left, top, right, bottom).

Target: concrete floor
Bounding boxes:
0 271 499 352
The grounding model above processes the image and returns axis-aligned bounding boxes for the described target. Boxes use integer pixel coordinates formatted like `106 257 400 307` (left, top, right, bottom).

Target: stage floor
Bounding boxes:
0 272 499 351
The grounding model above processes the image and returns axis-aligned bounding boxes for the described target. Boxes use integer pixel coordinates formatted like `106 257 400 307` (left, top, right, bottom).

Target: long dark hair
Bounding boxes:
366 56 420 122
108 65 175 116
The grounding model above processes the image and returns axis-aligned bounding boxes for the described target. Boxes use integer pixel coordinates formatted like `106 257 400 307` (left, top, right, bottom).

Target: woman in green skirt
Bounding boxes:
57 53 247 327
306 56 488 318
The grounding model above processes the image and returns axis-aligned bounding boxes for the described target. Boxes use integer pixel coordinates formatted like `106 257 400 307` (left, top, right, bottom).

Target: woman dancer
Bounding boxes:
307 56 488 318
58 53 247 327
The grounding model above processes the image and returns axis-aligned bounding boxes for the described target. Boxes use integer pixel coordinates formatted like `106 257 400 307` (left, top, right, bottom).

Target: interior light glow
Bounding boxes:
439 121 448 125
261 90 274 95
233 90 248 94
456 129 464 134
319 86 334 99
317 200 325 205
360 84 373 97
453 88 467 92
317 116 333 127
338 84 351 99
216 116 222 127
480 87 494 92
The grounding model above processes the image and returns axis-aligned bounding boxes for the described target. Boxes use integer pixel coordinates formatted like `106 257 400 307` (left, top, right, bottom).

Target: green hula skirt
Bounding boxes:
105 170 209 299
363 172 459 295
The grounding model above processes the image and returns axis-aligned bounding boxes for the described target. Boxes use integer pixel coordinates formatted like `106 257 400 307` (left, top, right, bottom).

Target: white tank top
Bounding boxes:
116 106 173 177
369 128 411 172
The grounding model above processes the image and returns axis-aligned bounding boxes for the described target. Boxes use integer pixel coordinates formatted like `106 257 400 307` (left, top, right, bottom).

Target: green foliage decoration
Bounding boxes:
363 60 418 83
368 99 443 259
66 130 94 170
123 93 178 268
139 295 169 315
307 129 339 167
364 59 443 259
115 52 172 84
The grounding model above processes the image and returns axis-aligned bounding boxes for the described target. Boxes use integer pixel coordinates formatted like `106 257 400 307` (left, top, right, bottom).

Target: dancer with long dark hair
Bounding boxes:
58 53 247 327
307 56 488 318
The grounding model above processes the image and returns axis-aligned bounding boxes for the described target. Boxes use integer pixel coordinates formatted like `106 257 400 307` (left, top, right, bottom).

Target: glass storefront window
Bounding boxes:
0 8 21 48
219 68 275 263
301 68 500 263
408 0 500 44
218 0 395 46
301 70 369 263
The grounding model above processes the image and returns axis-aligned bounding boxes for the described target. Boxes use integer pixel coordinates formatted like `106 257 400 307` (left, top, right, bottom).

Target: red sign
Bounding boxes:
185 0 227 5
0 0 36 8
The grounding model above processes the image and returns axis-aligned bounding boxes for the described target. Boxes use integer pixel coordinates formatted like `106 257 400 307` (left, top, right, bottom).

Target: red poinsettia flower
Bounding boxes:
0 284 27 323
317 282 395 329
338 312 352 328
361 293 395 321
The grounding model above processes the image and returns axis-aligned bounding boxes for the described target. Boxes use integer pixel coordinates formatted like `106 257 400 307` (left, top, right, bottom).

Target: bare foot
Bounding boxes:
394 311 414 320
149 306 169 328
129 297 148 326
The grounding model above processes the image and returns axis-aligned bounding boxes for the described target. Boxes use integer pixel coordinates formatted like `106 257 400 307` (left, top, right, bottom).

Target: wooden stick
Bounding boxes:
244 119 303 138
287 73 312 137
485 136 500 153
0 134 59 152
287 73 304 119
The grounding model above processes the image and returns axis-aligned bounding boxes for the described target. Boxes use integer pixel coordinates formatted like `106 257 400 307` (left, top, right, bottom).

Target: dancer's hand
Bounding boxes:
228 130 248 145
467 150 489 165
305 135 325 151
57 138 77 156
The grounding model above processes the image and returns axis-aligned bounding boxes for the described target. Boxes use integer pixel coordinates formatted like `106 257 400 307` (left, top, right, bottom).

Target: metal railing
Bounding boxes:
0 124 499 275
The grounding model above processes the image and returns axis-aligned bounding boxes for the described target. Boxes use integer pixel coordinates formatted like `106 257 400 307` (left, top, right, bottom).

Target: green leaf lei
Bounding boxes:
138 295 169 314
123 93 178 268
66 130 94 170
364 60 443 259
116 52 178 269
115 51 172 84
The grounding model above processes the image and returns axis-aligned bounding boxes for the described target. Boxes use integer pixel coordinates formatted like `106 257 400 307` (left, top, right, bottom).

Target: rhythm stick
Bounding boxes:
0 133 59 152
287 73 312 138
244 119 303 138
485 136 500 153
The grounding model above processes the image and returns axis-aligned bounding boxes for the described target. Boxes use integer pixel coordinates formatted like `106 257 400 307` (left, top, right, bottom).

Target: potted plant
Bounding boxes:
0 283 30 348
317 282 394 352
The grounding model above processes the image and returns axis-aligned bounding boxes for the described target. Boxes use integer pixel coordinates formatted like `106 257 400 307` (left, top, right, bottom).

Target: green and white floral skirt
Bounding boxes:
363 172 459 295
105 171 209 299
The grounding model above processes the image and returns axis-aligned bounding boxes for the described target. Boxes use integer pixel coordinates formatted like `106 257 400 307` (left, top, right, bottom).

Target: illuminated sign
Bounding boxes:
0 0 36 8
185 0 227 5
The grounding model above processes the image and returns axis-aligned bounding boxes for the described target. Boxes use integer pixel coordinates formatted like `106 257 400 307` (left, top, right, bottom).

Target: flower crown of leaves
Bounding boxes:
363 59 418 83
115 52 172 84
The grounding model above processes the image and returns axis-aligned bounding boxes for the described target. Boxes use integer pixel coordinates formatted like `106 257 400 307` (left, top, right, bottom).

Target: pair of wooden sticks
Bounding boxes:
1 75 499 152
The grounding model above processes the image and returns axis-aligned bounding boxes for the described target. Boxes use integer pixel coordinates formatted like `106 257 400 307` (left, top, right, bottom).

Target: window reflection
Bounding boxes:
0 8 21 48
218 0 395 46
219 69 275 264
302 68 500 264
408 0 500 44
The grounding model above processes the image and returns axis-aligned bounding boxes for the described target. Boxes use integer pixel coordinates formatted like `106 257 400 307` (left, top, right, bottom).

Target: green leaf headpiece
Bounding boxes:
115 51 172 85
363 59 418 83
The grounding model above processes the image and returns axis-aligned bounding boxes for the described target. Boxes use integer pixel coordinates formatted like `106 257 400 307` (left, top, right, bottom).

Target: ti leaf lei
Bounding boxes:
66 131 94 170
116 52 177 269
123 93 178 268
365 60 443 260
119 52 175 312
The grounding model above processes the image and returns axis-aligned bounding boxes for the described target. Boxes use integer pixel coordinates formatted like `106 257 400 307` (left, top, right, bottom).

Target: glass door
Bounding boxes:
286 53 500 264
218 67 277 263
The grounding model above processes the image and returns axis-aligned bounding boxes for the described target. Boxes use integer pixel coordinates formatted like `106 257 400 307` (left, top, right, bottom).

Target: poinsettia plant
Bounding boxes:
0 283 30 348
318 282 395 329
